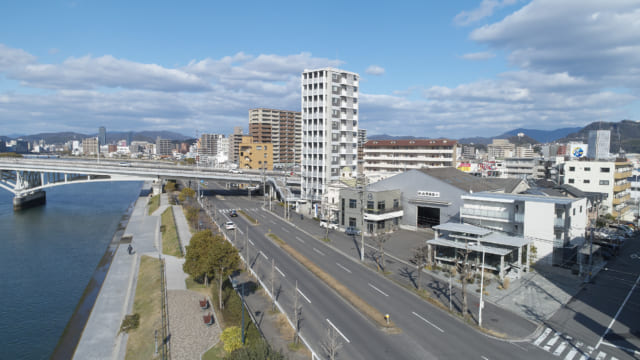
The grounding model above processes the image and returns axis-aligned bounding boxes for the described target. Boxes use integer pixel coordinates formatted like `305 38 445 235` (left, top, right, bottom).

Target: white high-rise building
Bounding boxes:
587 130 610 160
301 68 359 202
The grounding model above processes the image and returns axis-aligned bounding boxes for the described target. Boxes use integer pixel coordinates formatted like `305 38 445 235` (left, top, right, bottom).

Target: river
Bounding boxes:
0 181 143 359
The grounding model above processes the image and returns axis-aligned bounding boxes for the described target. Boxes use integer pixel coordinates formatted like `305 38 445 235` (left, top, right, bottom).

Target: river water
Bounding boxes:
0 181 142 359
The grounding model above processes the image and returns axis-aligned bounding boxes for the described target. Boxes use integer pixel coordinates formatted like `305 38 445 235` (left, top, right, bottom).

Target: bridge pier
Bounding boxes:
152 180 162 196
13 190 46 211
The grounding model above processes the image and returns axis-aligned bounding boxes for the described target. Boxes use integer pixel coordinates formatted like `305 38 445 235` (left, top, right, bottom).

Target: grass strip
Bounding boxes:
238 210 259 225
124 256 162 359
161 207 182 257
266 233 396 329
147 194 160 215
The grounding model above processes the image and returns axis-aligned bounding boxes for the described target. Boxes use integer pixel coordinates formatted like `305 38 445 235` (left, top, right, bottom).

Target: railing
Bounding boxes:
159 255 170 360
365 206 402 215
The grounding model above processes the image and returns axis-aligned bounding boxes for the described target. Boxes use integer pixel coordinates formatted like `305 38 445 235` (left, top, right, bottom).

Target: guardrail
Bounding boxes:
159 255 171 360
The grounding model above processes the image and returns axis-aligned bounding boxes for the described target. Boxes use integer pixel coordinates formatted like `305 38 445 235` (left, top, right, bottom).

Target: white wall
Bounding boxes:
524 201 555 264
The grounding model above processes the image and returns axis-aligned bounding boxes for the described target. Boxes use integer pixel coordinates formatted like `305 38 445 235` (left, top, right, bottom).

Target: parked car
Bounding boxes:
229 169 242 174
319 220 338 230
119 162 131 167
230 209 238 217
225 221 236 230
345 226 361 236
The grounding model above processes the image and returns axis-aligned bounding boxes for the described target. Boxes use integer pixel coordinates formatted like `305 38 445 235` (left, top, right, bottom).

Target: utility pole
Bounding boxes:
271 259 275 311
358 174 366 261
245 226 249 270
449 271 452 311
479 247 486 328
293 280 300 344
241 282 245 344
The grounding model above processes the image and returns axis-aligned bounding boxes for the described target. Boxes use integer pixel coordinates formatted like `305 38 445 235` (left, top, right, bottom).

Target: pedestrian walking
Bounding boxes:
127 244 132 255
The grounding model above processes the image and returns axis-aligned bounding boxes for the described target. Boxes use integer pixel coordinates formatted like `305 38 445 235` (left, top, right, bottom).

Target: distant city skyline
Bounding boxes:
0 0 638 138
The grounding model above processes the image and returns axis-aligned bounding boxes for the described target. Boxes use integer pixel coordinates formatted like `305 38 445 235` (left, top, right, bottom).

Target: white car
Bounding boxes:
319 220 338 230
225 221 236 230
229 169 242 174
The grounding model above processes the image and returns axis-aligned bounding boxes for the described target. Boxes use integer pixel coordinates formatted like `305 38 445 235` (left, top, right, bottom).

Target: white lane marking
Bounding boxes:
411 311 444 333
259 250 268 260
594 351 607 360
313 247 325 256
336 262 352 274
295 236 305 243
275 266 285 278
596 272 640 349
534 328 552 346
236 227 244 235
297 288 311 304
326 319 350 343
281 227 290 233
481 357 489 360
248 239 255 246
554 341 568 356
543 332 560 351
368 283 389 297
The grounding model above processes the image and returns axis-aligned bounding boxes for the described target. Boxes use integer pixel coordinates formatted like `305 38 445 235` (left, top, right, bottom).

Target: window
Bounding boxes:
377 221 385 229
377 201 385 211
601 167 610 173
393 218 399 226
580 206 583 213
393 199 399 208
583 179 590 184
568 179 575 184
367 200 374 209
573 208 576 216
599 180 610 185
569 166 575 171
353 86 358 92
349 199 357 208
353 109 357 115
584 167 591 171
349 217 356 227
341 198 345 211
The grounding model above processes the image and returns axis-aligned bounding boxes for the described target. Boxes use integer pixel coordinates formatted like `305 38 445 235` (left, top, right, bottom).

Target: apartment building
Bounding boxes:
504 157 543 179
238 136 273 170
249 108 301 167
156 138 173 156
460 192 588 265
301 68 359 202
562 159 633 219
199 133 222 157
82 137 99 155
363 139 456 181
487 139 515 159
229 126 244 165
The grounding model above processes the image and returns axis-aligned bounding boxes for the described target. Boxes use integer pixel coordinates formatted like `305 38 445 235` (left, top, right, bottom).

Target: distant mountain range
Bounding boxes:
0 130 192 144
558 120 640 153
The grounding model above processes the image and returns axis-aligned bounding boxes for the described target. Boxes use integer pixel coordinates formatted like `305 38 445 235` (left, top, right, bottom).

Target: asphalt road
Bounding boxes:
545 234 640 360
201 181 556 360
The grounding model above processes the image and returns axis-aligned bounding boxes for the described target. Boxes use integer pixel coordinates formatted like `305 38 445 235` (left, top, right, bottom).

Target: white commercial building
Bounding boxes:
301 68 359 202
460 192 588 265
562 159 633 219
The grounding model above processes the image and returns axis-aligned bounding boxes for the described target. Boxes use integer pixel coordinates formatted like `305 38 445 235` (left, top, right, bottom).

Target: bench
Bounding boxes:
199 299 209 310
203 313 214 326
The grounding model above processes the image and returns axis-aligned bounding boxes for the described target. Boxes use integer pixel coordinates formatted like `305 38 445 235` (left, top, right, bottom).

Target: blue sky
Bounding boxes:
1 0 639 139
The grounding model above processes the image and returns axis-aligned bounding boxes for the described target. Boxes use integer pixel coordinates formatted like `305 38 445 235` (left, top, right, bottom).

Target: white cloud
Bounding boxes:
460 51 496 60
470 0 640 87
454 0 517 26
365 65 385 76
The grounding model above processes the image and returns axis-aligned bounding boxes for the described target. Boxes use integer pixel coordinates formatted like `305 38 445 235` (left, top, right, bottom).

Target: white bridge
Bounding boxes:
0 158 299 210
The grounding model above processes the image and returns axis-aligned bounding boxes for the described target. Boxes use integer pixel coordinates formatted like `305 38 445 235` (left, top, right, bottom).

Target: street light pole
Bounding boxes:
479 247 486 328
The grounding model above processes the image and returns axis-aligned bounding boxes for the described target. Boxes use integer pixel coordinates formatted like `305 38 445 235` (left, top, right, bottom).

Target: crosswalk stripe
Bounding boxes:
534 328 552 346
544 333 560 351
594 351 607 360
554 341 568 356
564 347 578 360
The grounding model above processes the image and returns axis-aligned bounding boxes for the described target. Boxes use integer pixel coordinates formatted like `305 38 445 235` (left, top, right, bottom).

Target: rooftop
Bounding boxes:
462 191 577 205
418 168 503 193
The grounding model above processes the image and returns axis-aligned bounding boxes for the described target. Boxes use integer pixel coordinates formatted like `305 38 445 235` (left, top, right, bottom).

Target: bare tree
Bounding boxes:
373 228 393 272
412 245 431 291
456 240 471 319
271 259 276 311
293 280 301 344
321 325 343 360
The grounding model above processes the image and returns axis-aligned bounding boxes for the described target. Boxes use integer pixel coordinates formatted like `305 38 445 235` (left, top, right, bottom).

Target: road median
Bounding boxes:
266 232 397 331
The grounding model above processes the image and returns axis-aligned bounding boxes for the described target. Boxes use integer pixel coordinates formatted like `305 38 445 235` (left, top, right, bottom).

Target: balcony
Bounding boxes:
614 182 630 192
612 205 631 218
613 194 631 205
614 170 633 180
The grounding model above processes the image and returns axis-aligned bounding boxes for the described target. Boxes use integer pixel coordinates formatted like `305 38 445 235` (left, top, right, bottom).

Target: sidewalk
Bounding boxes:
74 184 158 359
